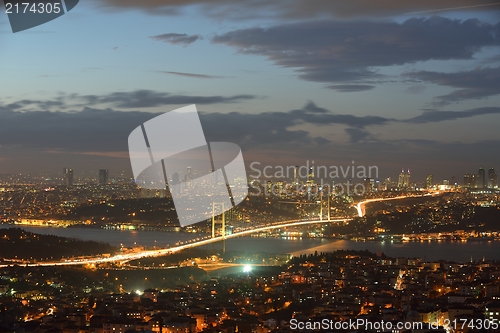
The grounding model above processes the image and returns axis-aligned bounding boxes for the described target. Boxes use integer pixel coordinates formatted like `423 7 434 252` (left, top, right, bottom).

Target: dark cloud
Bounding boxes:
5 91 255 112
213 18 500 86
96 0 500 19
482 54 500 64
157 71 228 79
3 98 500 157
0 107 151 152
77 90 255 108
150 33 202 46
328 85 375 92
406 107 500 123
0 101 390 155
1 99 500 178
5 98 66 111
344 128 373 143
290 102 391 129
404 66 500 106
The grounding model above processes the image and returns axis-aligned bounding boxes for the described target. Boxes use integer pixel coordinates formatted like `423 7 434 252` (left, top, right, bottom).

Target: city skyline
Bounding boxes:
3 1 500 328
1 2 500 184
3 163 500 190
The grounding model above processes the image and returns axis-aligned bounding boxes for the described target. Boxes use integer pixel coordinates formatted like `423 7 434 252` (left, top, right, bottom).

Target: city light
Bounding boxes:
243 265 252 273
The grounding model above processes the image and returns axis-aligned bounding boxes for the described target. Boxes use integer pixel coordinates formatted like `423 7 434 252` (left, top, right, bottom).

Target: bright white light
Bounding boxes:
136 290 142 295
243 265 252 273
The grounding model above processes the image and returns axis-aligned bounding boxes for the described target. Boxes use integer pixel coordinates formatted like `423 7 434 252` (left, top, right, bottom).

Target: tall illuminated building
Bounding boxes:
385 177 391 191
397 169 410 188
63 168 73 186
99 169 109 185
307 167 314 184
463 173 476 188
488 167 497 188
426 174 433 189
293 166 299 185
478 167 486 189
398 169 405 188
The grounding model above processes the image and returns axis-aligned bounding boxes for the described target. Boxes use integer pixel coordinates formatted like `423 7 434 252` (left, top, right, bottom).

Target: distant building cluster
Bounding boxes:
464 167 498 189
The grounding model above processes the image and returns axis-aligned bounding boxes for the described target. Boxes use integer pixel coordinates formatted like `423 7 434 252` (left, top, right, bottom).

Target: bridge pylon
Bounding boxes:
319 190 331 222
211 202 226 253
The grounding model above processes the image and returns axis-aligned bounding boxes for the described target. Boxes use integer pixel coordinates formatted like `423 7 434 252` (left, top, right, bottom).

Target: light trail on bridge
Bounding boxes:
2 193 439 267
355 192 438 217
0 218 350 267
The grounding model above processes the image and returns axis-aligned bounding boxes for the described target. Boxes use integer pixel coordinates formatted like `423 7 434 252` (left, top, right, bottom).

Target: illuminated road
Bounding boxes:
1 193 437 267
355 192 437 217
0 218 350 267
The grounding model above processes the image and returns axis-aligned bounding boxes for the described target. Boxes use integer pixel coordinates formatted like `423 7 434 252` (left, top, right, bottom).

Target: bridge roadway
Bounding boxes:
2 194 435 268
0 218 350 268
355 193 435 217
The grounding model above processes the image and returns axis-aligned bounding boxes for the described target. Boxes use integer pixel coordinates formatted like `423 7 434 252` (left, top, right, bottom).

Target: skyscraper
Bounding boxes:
463 173 476 188
63 168 73 186
99 169 109 185
488 167 497 188
426 174 433 189
398 169 405 188
384 177 391 191
397 169 411 189
307 167 314 184
293 166 299 185
463 174 470 187
478 167 486 189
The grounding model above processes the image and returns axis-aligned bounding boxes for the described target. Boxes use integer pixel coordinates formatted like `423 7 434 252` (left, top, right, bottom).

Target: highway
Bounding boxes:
0 217 350 267
1 193 435 267
355 192 436 217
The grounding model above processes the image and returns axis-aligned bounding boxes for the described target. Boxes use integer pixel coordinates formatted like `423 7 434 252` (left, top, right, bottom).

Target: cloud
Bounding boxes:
404 66 500 106
150 33 202 46
78 90 255 108
482 53 500 64
157 71 228 79
1 99 500 158
212 18 500 86
0 101 390 155
4 97 66 111
0 107 150 152
96 0 500 20
344 128 373 143
0 90 256 112
2 99 500 177
201 101 392 145
406 107 500 123
327 85 375 92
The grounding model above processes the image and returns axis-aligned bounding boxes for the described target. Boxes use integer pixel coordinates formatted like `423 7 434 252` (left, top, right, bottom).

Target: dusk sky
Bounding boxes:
1 0 500 182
